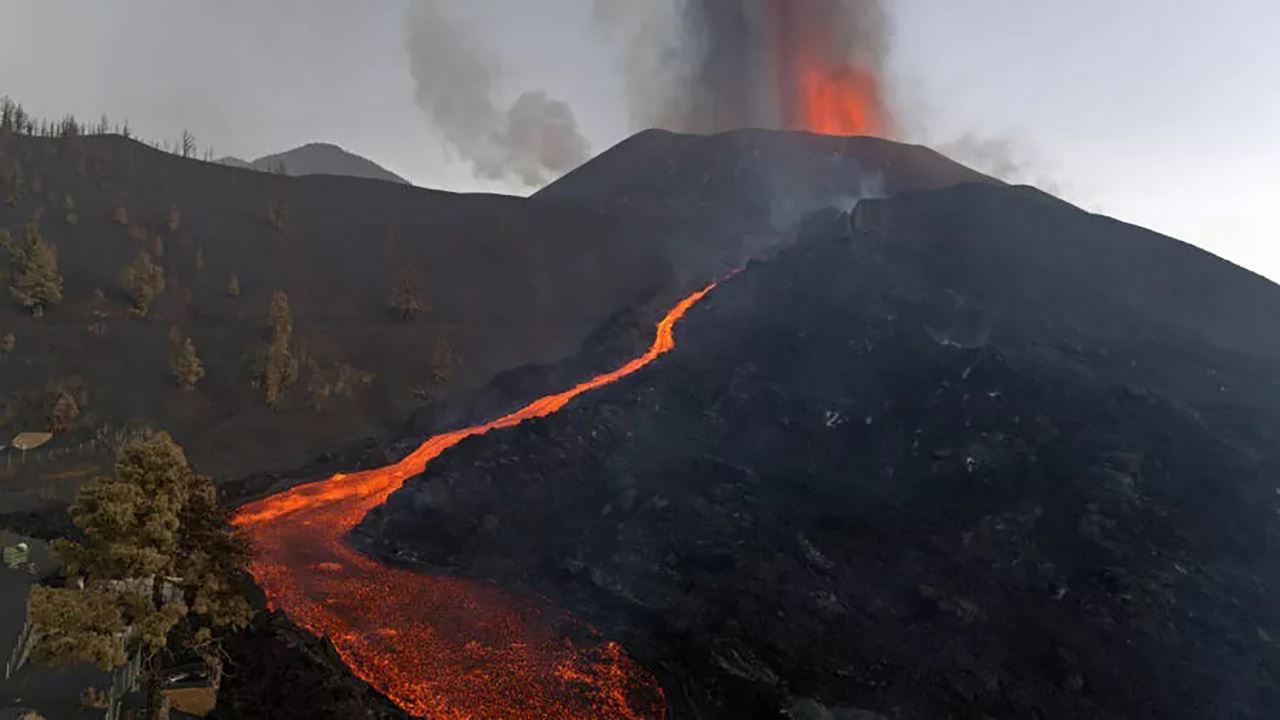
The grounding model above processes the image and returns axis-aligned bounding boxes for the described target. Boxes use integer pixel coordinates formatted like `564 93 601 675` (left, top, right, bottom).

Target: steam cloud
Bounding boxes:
595 0 890 133
404 1 590 186
939 134 1063 195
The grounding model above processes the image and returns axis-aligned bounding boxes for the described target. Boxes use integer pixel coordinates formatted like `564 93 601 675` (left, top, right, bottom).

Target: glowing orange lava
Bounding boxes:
792 63 886 137
232 282 719 719
767 0 890 137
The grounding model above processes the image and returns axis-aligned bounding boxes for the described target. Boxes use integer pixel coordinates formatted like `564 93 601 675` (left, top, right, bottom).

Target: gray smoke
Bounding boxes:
939 134 1063 195
595 0 890 134
404 1 590 186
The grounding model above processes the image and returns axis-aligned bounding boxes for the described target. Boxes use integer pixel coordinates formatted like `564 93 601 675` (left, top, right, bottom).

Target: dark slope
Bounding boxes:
222 142 411 185
0 132 756 515
537 129 998 227
357 184 1280 718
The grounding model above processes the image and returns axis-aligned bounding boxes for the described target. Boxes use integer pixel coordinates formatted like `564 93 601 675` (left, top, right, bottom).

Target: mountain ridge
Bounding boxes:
218 141 410 185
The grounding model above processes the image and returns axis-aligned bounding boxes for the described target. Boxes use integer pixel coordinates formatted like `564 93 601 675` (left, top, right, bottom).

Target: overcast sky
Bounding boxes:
1 1 1276 280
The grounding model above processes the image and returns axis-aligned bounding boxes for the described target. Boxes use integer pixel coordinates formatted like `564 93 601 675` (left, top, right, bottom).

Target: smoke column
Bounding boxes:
404 1 590 186
598 0 892 137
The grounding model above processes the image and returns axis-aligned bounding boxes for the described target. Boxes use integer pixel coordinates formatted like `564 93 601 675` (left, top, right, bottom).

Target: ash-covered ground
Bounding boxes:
356 182 1280 719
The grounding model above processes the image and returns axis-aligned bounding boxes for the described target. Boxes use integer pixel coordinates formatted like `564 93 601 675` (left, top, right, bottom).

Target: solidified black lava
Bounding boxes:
357 183 1280 719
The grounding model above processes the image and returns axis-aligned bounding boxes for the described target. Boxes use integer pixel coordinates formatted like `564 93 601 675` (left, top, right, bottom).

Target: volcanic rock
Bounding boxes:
357 181 1280 718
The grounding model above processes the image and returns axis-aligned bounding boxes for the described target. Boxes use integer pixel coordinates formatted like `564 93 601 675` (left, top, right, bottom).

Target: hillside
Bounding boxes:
0 131 764 526
356 183 1280 718
0 127 1006 529
219 142 411 185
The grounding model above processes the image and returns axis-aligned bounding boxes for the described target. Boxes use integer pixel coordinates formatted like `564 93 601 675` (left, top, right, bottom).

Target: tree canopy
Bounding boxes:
118 251 166 316
171 337 205 390
390 263 427 321
8 222 63 316
264 291 297 408
29 432 252 716
432 337 457 386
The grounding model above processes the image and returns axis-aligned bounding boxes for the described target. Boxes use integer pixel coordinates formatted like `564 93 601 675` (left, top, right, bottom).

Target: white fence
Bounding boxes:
104 648 142 720
3 596 34 680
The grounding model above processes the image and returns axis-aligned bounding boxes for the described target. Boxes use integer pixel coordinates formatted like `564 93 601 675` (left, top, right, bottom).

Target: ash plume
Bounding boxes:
596 0 891 134
404 1 590 186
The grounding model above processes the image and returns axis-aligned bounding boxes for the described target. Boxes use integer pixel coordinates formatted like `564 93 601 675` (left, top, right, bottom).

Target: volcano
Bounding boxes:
355 180 1280 717
2 123 1018 719
537 129 996 231
12 120 1278 719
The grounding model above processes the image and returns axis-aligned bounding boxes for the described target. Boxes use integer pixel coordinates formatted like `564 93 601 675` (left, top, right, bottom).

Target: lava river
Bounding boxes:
231 282 719 719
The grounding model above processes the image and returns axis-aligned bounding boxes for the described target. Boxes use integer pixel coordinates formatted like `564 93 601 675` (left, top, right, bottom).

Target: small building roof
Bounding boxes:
11 432 53 451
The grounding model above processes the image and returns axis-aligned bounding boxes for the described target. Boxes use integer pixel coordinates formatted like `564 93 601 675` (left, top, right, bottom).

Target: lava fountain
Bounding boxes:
767 0 889 137
232 282 719 719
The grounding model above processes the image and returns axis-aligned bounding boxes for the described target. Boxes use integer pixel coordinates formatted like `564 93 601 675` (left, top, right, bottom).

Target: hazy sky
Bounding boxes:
1 1 1276 280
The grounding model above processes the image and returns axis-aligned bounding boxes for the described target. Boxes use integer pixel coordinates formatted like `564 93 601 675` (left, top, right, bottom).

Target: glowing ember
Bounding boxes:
233 282 719 719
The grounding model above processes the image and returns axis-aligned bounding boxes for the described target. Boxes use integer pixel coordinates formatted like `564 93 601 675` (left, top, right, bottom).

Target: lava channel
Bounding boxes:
232 282 719 719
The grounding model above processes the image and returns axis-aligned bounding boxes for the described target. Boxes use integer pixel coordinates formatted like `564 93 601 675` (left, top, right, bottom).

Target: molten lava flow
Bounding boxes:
232 282 719 719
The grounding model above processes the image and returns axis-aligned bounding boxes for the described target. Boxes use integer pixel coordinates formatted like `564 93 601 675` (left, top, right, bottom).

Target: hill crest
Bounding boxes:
219 142 410 185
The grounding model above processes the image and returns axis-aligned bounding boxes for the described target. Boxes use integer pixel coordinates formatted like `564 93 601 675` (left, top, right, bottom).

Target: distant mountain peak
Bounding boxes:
218 142 410 185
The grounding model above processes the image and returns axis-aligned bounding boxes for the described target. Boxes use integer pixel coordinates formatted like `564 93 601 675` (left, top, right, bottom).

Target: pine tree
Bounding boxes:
390 263 426 321
167 205 181 235
48 390 80 433
267 197 289 231
57 115 80 138
431 337 457 385
118 252 166 316
264 291 297 408
268 291 292 339
30 433 252 719
8 222 63 316
171 337 205 390
2 160 24 206
0 97 14 133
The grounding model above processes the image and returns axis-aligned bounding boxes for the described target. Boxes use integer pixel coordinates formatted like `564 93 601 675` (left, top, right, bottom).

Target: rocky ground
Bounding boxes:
212 610 410 720
355 183 1280 719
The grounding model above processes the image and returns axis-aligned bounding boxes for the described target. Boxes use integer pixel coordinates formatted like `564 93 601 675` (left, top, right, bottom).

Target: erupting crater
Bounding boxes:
768 0 890 137
232 283 719 719
790 62 886 137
